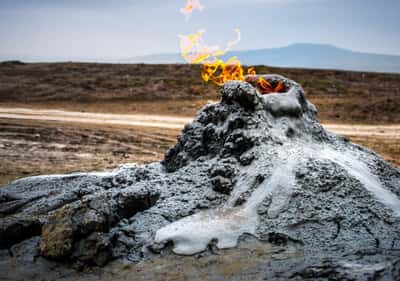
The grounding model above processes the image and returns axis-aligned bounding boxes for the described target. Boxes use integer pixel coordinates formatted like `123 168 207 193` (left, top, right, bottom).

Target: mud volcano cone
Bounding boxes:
1 75 399 280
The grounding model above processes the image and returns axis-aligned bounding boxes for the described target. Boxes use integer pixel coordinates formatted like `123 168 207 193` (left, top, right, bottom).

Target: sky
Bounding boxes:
0 0 399 61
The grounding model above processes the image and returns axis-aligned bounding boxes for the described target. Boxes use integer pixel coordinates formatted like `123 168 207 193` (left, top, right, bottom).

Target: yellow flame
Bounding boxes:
247 67 256 75
180 0 204 19
179 29 248 86
202 57 245 86
179 1 284 94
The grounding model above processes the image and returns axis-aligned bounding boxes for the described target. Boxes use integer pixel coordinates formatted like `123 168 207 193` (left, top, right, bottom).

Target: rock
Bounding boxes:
0 75 399 280
263 91 303 117
0 215 41 249
40 205 74 259
72 232 112 267
209 160 238 194
210 176 233 194
0 198 32 216
10 237 41 263
221 80 261 110
40 184 160 262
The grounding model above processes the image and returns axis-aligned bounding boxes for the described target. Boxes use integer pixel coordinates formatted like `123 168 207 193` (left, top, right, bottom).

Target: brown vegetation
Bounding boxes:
0 62 398 185
0 62 399 124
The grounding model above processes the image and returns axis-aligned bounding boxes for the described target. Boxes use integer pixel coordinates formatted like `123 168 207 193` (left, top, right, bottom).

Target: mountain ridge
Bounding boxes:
126 43 400 73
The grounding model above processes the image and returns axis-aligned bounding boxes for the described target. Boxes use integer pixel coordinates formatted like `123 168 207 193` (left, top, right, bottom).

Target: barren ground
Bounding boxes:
0 62 399 185
0 118 179 185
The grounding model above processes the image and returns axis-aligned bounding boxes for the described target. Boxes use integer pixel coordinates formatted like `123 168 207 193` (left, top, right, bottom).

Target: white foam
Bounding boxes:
319 147 400 216
154 144 400 255
245 159 297 218
155 149 298 255
154 207 257 255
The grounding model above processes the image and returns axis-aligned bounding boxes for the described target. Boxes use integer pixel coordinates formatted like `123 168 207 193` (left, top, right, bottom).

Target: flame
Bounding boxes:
247 67 256 75
258 77 285 94
180 29 246 86
179 1 284 94
179 29 241 63
245 75 286 95
180 0 204 20
258 77 273 90
202 57 244 86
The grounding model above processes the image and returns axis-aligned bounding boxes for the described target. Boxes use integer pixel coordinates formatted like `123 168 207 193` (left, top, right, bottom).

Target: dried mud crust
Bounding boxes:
0 75 400 280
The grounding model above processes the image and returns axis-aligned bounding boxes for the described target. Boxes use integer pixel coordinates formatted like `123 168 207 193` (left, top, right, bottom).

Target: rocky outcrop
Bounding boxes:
40 184 159 265
0 75 399 280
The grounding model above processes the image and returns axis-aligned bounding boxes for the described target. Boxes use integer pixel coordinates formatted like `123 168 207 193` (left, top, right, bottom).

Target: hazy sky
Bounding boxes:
0 0 399 61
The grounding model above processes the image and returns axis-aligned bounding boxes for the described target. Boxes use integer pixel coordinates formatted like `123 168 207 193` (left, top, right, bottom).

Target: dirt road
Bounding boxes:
0 107 192 129
0 107 399 185
0 107 399 138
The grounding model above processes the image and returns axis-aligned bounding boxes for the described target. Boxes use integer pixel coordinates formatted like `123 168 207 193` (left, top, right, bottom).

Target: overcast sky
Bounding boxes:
0 0 399 61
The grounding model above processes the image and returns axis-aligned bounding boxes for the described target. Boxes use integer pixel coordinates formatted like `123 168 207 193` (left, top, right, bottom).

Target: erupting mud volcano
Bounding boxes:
1 75 400 280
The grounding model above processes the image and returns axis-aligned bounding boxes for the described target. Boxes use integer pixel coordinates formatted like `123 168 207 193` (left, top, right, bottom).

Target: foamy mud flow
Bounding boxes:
1 75 400 280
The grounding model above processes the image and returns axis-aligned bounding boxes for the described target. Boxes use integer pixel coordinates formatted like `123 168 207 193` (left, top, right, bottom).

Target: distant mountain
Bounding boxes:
126 43 400 73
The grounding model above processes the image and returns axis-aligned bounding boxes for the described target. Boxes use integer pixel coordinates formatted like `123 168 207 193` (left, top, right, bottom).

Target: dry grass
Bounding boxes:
0 62 399 185
1 62 399 124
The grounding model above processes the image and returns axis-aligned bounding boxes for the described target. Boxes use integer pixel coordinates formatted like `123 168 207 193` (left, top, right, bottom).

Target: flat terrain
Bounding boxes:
0 118 179 185
1 62 400 123
0 62 399 185
3 107 398 137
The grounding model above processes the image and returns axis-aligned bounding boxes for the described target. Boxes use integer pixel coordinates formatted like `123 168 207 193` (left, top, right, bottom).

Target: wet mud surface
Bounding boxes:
1 76 399 280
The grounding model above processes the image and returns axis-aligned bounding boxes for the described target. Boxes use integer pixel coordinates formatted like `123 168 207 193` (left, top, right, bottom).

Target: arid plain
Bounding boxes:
0 62 399 185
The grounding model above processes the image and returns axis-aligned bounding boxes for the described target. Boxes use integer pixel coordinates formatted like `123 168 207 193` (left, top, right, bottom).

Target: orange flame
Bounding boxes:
179 1 284 94
247 67 256 75
245 74 286 95
258 77 284 94
180 29 247 86
202 57 244 86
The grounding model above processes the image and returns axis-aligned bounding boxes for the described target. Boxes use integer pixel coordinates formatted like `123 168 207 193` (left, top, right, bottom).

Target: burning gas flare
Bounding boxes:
179 1 284 94
246 75 285 95
179 29 247 86
180 0 204 20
